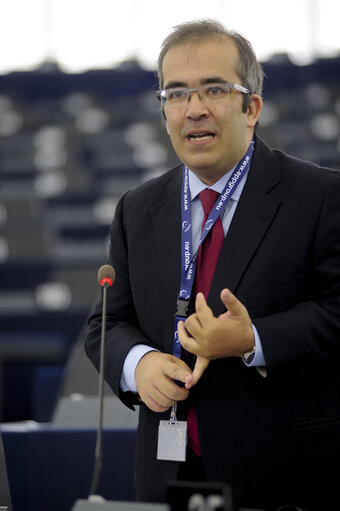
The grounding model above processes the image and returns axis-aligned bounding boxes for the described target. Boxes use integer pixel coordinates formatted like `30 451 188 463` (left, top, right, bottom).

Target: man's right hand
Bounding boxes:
135 351 193 413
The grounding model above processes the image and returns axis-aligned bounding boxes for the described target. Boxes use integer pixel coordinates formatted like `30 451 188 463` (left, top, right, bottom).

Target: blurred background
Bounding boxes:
0 0 339 425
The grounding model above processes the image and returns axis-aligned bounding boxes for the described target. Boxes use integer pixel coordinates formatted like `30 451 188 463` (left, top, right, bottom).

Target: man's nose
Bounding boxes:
185 90 209 118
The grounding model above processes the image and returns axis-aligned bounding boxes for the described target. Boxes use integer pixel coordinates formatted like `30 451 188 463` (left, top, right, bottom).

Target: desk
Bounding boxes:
1 423 136 511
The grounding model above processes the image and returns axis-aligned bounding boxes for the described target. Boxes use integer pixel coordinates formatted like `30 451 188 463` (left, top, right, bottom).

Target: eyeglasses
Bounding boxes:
157 81 251 108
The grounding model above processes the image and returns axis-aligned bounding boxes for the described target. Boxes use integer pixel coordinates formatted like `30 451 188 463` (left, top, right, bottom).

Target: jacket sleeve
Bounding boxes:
253 171 340 374
84 193 153 409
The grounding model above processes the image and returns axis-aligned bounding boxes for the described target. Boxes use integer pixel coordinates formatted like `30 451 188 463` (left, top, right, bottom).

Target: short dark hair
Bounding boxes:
157 19 263 112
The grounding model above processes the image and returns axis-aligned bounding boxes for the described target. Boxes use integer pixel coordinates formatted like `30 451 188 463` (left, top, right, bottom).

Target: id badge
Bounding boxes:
157 404 187 462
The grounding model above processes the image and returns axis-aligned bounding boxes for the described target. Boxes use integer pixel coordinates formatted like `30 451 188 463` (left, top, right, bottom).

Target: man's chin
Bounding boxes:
183 155 216 173
185 162 224 185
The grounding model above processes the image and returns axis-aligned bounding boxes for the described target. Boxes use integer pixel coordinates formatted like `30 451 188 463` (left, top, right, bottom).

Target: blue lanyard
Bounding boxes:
172 140 254 358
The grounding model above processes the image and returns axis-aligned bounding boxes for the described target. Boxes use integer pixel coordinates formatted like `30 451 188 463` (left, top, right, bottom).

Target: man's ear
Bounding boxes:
161 108 170 136
246 94 263 129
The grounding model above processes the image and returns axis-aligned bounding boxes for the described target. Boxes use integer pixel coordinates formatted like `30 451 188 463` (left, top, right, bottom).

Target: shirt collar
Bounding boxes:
188 164 247 203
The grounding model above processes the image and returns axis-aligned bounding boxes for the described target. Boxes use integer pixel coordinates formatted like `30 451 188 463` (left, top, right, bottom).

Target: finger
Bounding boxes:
177 320 188 340
184 294 213 337
141 373 189 411
135 352 190 411
185 294 215 341
194 292 215 323
144 393 174 413
178 321 203 356
166 355 193 385
184 313 202 338
186 356 210 388
220 288 246 318
150 361 191 402
156 377 189 401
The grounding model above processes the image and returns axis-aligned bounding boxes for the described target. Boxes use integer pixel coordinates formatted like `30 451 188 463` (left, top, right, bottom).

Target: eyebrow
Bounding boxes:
163 76 227 90
163 81 186 90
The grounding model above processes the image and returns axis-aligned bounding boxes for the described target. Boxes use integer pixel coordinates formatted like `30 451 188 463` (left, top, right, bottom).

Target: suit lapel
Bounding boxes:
150 168 183 314
209 138 282 315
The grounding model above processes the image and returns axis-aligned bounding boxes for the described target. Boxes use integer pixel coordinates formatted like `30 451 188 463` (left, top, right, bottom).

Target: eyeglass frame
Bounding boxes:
157 81 251 108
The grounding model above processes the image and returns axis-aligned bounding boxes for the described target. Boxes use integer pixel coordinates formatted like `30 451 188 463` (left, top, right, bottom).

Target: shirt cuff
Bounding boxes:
120 344 158 393
243 323 266 367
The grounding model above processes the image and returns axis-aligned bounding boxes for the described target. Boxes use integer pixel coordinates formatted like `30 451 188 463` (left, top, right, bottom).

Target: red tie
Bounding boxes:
187 189 225 456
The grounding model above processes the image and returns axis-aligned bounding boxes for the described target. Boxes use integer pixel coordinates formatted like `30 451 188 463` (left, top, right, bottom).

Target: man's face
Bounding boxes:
162 38 262 184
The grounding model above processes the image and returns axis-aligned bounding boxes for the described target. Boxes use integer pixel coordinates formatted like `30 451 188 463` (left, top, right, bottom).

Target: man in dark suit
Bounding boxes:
85 20 340 511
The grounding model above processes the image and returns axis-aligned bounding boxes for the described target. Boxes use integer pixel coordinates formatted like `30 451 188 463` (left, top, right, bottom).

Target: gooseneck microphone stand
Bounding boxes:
89 265 115 497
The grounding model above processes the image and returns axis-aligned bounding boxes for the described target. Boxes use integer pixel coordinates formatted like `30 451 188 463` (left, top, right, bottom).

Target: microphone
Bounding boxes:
98 264 115 288
89 264 115 498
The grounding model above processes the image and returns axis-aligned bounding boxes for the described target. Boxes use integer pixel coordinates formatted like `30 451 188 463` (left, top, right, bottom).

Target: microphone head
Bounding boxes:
98 264 115 287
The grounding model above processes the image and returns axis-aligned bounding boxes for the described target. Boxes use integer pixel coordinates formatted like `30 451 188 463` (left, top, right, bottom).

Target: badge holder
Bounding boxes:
157 403 187 462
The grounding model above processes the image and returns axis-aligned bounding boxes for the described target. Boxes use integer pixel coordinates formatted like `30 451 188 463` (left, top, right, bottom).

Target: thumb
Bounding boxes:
186 356 210 389
220 288 244 317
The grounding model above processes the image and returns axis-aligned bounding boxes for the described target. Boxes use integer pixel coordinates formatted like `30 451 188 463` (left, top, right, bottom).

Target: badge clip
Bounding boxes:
176 299 189 318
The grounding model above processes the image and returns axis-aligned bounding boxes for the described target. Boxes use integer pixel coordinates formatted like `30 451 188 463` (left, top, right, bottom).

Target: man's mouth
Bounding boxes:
187 132 215 141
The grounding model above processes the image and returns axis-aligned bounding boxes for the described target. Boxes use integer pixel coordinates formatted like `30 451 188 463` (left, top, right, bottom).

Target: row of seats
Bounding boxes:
0 56 339 422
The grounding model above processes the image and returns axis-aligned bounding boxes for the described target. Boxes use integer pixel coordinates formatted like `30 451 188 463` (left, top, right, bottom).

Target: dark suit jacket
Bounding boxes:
85 137 340 510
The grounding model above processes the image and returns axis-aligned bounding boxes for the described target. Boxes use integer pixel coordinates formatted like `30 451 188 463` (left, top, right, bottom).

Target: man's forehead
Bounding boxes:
162 38 239 85
164 36 236 60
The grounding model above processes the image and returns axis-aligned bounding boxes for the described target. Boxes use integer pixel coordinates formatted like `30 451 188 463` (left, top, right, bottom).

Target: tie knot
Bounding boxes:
199 189 219 216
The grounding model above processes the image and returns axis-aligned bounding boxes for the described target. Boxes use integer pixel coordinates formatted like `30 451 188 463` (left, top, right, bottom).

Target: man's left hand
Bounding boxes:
178 289 255 361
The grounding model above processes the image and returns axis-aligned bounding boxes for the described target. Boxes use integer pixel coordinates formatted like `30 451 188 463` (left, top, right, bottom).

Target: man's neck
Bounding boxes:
188 135 255 186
